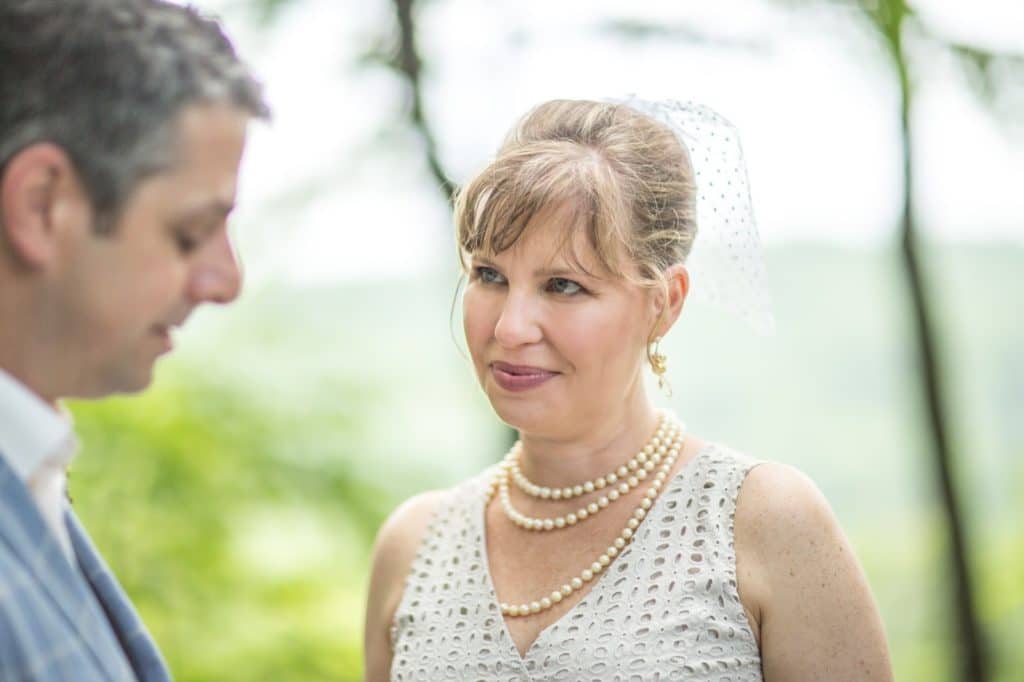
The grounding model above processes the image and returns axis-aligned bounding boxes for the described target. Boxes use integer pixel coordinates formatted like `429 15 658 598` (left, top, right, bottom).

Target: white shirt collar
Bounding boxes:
0 367 78 483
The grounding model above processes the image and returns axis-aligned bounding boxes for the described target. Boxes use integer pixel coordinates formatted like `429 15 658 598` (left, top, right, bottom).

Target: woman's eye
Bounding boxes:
475 266 505 285
548 277 583 295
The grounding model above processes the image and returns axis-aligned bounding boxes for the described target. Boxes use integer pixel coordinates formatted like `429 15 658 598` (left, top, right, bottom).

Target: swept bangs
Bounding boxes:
455 140 641 281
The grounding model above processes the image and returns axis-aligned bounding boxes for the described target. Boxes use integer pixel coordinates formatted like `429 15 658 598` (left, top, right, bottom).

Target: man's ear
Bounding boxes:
0 143 88 268
651 264 690 339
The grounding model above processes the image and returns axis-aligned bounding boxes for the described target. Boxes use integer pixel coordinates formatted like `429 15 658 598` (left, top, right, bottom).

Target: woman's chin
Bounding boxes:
487 395 557 434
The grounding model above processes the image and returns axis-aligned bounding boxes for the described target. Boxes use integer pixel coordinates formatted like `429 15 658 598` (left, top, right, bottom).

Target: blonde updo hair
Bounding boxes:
455 99 697 292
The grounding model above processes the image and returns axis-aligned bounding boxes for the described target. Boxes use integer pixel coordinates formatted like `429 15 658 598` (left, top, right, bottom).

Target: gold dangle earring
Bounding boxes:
649 337 672 397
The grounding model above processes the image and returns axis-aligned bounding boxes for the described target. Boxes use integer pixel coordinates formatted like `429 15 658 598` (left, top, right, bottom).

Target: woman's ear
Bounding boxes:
0 143 84 268
652 264 689 339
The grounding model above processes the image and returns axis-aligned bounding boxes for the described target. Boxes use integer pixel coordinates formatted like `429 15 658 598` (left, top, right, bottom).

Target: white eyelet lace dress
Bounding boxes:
390 444 764 681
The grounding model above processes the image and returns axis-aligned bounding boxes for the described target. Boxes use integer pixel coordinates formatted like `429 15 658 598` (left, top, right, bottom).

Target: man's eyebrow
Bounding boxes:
173 200 236 226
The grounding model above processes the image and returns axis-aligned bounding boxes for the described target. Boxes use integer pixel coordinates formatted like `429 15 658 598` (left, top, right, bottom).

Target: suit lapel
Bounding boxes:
66 511 171 682
0 455 133 681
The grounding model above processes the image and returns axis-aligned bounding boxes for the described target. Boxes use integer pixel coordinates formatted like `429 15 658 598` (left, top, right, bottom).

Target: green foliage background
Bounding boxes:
68 243 1023 681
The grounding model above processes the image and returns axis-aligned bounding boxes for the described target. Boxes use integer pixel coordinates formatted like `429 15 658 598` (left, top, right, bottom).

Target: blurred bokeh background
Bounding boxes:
67 0 1022 679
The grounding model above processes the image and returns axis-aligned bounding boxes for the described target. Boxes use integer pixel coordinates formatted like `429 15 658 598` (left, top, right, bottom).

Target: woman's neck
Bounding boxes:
515 394 664 488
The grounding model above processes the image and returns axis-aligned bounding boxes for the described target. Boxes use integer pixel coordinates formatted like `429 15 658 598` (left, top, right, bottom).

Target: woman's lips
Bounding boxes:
490 362 558 392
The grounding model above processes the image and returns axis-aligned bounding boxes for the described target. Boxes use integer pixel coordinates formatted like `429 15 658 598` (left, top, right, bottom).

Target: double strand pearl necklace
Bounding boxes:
486 416 684 618
497 416 681 531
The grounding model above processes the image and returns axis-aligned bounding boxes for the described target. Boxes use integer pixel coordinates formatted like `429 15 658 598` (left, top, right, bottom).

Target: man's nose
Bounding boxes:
188 230 242 305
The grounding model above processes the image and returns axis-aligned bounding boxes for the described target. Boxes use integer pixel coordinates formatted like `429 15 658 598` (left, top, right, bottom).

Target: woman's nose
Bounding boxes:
493 291 543 348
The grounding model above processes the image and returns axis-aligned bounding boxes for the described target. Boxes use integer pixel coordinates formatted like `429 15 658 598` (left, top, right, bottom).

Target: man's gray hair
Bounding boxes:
0 0 270 231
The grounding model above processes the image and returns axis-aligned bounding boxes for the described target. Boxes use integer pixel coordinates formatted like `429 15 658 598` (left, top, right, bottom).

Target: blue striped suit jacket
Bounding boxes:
0 454 171 681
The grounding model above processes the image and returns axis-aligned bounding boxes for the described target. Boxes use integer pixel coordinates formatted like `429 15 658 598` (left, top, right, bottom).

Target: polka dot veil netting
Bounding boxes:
616 97 775 335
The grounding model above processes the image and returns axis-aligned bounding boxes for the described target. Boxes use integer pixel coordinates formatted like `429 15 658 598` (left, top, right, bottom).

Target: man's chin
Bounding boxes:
73 363 158 400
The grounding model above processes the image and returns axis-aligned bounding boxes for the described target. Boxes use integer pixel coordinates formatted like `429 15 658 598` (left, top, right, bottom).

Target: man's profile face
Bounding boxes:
51 104 250 397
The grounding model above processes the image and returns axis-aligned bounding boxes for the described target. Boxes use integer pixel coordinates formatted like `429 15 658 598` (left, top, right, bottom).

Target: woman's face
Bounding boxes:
463 205 658 439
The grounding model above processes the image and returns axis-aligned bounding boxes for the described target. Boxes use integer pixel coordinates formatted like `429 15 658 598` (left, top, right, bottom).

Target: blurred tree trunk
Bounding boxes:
391 0 455 201
885 4 987 679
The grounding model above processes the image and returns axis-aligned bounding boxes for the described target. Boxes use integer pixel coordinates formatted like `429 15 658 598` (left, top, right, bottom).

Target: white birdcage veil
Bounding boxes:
615 97 775 335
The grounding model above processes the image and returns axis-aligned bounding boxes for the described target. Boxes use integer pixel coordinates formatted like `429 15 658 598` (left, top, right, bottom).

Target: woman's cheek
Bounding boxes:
463 287 494 360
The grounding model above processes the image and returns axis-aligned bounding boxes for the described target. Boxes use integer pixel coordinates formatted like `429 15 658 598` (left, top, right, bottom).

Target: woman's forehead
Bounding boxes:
474 213 607 274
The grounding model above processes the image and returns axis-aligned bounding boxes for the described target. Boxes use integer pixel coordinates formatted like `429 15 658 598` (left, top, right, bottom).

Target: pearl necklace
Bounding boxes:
486 417 684 618
497 419 682 531
509 413 673 500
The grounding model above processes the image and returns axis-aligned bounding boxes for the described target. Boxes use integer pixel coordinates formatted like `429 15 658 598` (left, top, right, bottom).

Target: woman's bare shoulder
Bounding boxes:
733 461 893 680
371 489 450 576
364 488 452 682
735 461 834 541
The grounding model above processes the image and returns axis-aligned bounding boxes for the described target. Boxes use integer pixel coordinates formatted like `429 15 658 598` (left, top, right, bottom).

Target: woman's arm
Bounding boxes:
363 491 444 682
734 462 893 681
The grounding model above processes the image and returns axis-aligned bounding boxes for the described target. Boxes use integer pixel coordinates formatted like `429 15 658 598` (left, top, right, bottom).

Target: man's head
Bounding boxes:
0 0 269 402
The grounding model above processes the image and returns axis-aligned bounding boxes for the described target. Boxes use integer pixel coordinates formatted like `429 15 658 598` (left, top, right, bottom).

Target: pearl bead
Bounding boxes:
492 414 687 618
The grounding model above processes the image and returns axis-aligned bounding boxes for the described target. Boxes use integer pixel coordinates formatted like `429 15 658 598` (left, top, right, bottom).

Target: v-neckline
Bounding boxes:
475 442 716 669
